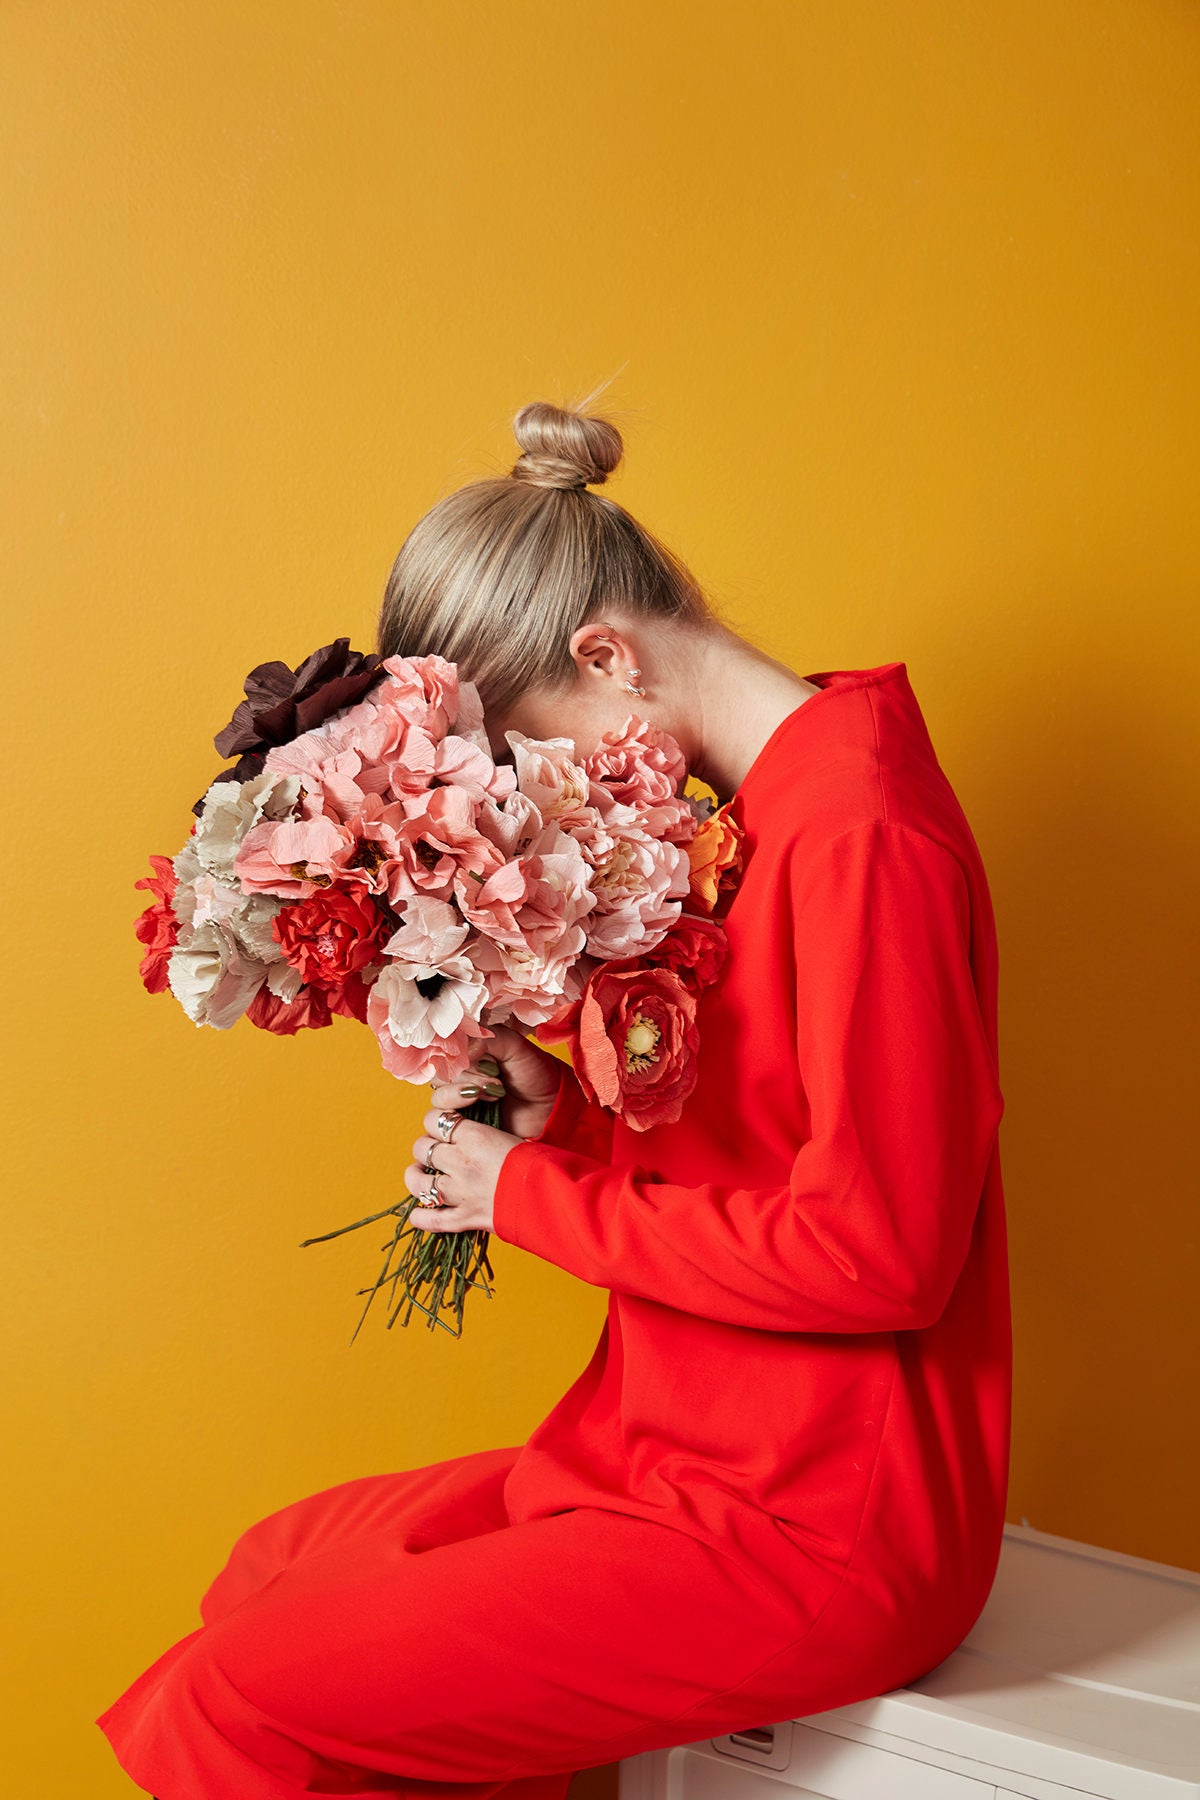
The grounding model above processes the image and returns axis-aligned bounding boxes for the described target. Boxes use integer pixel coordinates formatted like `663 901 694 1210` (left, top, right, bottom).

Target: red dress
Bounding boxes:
96 659 1011 1800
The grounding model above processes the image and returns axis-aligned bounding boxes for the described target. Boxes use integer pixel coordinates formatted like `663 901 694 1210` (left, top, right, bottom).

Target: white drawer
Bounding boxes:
697 1724 997 1800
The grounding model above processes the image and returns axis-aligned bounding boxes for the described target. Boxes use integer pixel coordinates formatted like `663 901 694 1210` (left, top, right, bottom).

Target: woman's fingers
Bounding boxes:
429 1064 506 1113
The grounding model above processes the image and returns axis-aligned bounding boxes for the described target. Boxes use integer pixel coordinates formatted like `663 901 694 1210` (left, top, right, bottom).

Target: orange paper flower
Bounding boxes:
686 804 744 912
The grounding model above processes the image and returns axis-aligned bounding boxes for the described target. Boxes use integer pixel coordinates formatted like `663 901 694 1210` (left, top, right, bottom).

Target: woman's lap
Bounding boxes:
95 1441 817 1800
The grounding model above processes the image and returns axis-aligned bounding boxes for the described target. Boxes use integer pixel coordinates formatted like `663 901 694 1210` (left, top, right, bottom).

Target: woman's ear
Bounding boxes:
568 618 640 685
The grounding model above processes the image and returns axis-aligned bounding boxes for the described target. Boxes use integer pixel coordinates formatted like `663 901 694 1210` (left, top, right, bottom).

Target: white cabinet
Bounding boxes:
619 1522 1200 1800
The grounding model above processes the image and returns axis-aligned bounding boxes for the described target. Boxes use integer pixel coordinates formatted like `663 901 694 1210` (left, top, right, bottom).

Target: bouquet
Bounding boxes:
135 639 744 1338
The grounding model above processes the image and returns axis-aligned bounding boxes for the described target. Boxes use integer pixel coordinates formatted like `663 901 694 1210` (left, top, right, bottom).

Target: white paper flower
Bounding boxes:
167 919 268 1030
190 769 304 883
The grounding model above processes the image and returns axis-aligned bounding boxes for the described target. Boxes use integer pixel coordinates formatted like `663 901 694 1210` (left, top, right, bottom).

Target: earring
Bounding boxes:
624 667 646 697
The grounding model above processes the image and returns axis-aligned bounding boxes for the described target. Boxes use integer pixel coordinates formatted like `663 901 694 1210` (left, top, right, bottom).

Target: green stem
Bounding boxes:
299 1094 503 1341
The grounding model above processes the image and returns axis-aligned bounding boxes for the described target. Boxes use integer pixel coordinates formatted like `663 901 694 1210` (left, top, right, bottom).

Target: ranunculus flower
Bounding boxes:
133 855 181 994
564 962 702 1132
686 802 744 912
272 887 392 987
195 637 388 815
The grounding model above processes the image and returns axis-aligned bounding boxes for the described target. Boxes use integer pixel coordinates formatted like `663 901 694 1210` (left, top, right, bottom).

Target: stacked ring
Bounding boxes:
418 1168 445 1208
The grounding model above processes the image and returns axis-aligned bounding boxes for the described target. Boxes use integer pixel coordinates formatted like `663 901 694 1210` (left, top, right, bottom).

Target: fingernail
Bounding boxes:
461 1085 480 1096
477 1056 502 1076
483 1080 506 1097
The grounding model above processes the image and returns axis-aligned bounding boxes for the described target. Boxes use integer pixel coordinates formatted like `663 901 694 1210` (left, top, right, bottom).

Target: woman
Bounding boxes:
96 400 1010 1800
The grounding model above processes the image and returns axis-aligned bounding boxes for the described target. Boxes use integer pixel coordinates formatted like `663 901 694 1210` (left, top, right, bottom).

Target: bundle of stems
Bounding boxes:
299 1093 504 1340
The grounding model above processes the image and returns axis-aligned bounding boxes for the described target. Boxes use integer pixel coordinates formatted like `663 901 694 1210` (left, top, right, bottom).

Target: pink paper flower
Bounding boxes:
583 715 687 808
384 784 509 907
507 731 593 821
579 807 692 960
366 932 492 1084
233 812 357 899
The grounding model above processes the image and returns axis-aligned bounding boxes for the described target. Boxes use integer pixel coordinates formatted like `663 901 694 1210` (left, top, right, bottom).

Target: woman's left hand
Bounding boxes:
404 1105 525 1235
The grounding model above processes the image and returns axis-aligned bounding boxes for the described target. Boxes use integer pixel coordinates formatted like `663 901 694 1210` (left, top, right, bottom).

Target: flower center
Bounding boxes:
350 838 387 874
624 1012 661 1073
288 861 332 887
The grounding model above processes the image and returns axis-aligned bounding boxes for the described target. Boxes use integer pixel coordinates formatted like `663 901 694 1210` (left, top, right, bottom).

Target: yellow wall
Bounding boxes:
2 3 1197 1792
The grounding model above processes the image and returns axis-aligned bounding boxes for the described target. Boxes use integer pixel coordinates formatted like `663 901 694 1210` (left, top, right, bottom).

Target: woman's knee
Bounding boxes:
198 1470 394 1625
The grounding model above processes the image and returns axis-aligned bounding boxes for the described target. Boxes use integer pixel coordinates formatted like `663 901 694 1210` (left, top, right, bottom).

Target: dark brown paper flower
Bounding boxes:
192 637 387 816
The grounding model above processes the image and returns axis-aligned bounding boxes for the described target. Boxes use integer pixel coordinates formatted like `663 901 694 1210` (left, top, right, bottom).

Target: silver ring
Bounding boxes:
435 1110 460 1143
417 1168 445 1208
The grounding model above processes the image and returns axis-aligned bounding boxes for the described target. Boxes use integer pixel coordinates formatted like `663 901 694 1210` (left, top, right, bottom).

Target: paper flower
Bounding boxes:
193 637 388 814
141 640 746 1335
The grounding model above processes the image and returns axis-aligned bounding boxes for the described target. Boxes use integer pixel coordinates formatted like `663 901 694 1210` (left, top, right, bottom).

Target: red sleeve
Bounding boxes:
492 821 1005 1334
522 1053 616 1165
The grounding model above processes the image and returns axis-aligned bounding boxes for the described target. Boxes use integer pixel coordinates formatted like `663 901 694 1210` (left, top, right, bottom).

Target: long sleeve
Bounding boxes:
491 820 1005 1334
522 1052 616 1165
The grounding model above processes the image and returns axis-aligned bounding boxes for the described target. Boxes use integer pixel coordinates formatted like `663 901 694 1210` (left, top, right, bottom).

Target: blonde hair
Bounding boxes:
376 394 716 715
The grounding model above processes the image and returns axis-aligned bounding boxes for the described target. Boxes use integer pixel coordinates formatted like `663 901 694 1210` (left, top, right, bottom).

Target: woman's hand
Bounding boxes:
403 1109 523 1236
441 1021 569 1140
404 1023 569 1234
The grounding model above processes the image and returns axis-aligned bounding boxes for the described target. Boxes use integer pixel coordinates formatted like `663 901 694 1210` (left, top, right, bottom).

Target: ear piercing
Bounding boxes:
624 667 646 697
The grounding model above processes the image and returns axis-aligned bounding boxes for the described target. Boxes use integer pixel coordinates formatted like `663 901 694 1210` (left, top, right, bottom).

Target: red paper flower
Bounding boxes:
133 855 181 994
573 963 701 1132
245 982 335 1036
639 912 729 992
272 887 391 987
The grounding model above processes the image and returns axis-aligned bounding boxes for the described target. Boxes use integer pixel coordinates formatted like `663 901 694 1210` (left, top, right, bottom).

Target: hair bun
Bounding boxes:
510 400 624 491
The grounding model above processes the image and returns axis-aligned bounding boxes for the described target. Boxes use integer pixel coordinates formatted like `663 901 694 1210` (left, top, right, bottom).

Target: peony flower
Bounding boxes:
472 918 590 1029
583 716 687 808
272 887 393 989
506 731 593 821
579 805 692 960
133 855 181 994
